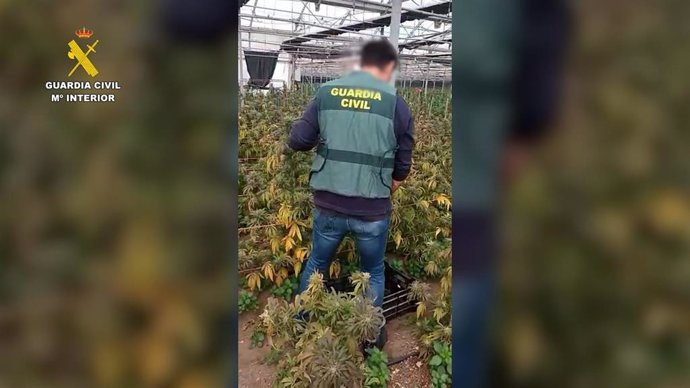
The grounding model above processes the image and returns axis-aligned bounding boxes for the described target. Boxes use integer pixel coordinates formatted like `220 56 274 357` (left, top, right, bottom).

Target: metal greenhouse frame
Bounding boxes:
238 0 452 90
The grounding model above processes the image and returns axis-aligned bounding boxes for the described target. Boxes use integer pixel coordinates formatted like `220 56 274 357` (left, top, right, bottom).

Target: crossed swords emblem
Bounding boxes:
67 39 99 77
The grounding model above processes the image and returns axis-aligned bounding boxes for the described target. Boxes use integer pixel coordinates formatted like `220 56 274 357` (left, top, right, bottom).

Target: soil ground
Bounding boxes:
238 291 432 387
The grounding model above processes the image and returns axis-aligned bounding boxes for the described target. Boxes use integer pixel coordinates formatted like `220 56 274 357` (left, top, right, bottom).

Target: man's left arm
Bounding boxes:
392 96 414 192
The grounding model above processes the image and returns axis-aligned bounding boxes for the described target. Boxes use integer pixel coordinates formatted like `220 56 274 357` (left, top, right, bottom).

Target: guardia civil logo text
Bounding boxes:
45 27 123 103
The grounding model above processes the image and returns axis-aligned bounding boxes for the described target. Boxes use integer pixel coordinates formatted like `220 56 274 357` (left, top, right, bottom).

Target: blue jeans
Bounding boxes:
297 208 389 308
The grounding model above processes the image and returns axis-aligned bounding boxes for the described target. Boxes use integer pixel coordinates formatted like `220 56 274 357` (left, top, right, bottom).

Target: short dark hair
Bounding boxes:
360 39 398 69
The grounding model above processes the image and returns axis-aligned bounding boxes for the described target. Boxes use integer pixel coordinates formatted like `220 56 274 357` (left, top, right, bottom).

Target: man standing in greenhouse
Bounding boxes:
287 39 414 348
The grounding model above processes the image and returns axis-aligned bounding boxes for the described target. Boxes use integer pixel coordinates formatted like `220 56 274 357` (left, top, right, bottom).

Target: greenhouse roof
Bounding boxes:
239 0 452 83
281 1 451 48
240 0 451 58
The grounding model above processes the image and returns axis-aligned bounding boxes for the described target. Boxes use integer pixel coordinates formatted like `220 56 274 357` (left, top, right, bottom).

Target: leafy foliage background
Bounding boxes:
494 1 690 387
239 87 452 290
0 1 236 387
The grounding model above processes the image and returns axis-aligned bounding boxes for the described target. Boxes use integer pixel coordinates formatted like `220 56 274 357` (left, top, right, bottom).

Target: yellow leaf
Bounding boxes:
434 194 451 210
265 155 273 171
441 273 451 294
262 262 274 281
434 307 446 322
265 155 280 172
435 227 442 238
246 272 262 291
416 302 426 319
293 261 302 275
289 223 302 241
393 231 402 249
424 260 439 276
294 247 308 261
329 261 341 279
283 236 294 252
270 238 281 254
278 204 292 228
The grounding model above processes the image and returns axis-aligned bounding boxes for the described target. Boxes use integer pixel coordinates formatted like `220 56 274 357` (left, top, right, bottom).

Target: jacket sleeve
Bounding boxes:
392 96 414 181
288 98 321 151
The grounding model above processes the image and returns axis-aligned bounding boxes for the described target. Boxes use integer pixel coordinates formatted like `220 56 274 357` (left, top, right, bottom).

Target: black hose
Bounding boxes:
387 350 420 367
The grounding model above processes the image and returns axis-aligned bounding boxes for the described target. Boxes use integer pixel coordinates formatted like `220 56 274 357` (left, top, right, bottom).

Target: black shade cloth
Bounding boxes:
244 50 279 88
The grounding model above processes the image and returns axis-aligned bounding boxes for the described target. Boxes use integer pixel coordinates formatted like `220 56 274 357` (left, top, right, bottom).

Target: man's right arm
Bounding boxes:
288 98 320 151
392 96 415 192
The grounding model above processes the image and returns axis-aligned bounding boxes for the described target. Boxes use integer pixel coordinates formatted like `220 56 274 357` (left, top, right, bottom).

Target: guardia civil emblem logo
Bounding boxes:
44 26 122 103
68 27 99 77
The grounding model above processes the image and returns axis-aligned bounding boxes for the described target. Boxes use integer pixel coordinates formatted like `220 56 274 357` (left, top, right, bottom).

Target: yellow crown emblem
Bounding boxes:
75 27 93 39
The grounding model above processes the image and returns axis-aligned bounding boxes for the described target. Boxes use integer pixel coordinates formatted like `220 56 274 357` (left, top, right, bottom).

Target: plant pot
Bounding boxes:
323 260 416 320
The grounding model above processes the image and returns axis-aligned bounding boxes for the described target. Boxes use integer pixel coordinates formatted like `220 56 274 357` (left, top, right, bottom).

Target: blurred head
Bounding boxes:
360 39 398 82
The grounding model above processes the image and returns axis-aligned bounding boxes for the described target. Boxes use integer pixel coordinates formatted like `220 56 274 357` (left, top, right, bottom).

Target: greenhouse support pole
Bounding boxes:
389 0 402 48
424 61 430 95
288 54 295 90
239 45 244 91
389 0 402 84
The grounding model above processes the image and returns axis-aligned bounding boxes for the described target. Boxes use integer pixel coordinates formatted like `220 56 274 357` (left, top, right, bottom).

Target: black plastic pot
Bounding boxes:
324 261 416 320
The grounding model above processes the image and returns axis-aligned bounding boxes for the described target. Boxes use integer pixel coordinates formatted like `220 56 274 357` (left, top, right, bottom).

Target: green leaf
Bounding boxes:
430 355 443 366
433 341 443 353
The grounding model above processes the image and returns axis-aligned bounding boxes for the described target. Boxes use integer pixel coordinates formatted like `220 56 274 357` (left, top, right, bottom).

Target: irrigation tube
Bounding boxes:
387 350 420 366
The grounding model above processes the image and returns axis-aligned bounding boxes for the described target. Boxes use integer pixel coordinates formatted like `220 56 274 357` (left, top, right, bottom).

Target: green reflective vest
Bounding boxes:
310 71 398 198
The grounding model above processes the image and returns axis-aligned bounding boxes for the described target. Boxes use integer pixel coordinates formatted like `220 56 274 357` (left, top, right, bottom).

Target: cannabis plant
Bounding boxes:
259 271 385 387
410 267 453 385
